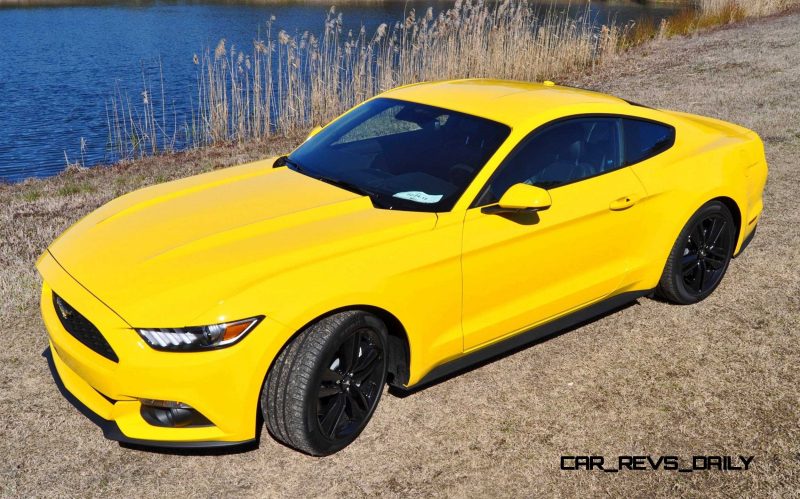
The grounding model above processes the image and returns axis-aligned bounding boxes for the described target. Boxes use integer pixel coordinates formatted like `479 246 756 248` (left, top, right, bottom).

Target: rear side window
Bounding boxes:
623 119 675 165
475 117 623 205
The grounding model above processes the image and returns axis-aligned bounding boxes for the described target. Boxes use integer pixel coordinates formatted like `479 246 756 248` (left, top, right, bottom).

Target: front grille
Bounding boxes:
52 293 119 363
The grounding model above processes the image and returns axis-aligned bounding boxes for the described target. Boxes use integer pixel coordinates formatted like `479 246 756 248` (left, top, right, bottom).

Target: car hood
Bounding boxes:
47 160 437 326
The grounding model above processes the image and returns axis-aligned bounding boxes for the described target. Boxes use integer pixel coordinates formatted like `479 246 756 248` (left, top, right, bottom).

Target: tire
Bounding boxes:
657 200 736 304
261 311 388 456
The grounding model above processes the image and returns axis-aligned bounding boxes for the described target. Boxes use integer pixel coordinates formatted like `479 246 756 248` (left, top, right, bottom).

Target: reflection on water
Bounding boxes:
0 1 686 181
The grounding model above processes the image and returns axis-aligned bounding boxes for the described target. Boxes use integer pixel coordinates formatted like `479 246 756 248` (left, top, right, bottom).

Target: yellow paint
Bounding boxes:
496 183 552 211
37 79 767 444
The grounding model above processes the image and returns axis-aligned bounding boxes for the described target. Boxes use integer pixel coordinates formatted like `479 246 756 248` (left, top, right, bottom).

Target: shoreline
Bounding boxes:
1 1 793 185
1 4 793 189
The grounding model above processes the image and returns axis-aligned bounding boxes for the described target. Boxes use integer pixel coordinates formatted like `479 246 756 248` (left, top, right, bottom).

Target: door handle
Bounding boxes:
609 195 637 211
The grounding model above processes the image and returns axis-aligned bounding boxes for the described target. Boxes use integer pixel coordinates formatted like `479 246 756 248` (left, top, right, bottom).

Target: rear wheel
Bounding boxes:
261 311 388 456
657 200 735 304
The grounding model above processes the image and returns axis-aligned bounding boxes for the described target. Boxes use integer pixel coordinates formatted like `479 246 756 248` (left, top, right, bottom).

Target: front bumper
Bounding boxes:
38 251 288 448
43 346 255 450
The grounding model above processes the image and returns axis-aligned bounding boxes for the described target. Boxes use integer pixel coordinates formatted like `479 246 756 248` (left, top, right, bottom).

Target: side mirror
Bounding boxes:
305 125 323 141
482 183 551 215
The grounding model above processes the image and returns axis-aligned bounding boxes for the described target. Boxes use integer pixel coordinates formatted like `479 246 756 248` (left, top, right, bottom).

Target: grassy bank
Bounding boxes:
1 9 799 496
626 0 800 43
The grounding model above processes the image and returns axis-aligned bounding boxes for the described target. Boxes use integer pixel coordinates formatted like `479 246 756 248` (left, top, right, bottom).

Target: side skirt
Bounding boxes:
734 224 757 257
397 289 651 393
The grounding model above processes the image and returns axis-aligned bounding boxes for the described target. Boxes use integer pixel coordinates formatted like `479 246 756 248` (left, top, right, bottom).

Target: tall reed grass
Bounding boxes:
107 0 621 157
193 0 623 143
106 60 182 160
105 0 799 161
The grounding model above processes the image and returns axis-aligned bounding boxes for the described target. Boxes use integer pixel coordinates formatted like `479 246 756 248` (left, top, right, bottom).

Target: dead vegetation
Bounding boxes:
107 0 800 161
110 1 625 157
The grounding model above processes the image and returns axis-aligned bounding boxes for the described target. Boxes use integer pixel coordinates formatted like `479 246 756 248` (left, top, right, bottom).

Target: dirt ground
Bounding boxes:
1 11 799 498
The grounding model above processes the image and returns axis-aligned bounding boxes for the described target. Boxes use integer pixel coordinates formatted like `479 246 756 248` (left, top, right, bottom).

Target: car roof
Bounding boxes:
381 79 632 125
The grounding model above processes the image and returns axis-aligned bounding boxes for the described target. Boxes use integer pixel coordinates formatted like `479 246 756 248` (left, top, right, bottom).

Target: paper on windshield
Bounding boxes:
392 191 443 204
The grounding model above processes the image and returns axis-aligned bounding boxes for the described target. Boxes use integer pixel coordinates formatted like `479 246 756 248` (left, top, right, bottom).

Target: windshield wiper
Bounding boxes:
315 175 393 209
285 158 390 208
314 175 372 197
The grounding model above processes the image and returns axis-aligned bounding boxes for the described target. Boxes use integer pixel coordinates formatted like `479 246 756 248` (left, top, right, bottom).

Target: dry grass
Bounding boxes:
2 8 800 499
107 0 800 160
109 0 623 157
701 0 799 16
194 0 616 138
621 1 749 46
617 0 799 55
664 3 746 37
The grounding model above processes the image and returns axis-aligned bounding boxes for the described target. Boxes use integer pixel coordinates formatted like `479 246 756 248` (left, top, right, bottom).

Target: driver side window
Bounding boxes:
476 117 622 205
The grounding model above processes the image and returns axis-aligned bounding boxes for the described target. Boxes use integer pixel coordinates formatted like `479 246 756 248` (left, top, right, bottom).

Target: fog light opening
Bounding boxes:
139 399 213 428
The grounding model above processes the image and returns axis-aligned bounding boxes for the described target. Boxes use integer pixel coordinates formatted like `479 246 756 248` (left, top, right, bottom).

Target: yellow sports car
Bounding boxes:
38 79 767 455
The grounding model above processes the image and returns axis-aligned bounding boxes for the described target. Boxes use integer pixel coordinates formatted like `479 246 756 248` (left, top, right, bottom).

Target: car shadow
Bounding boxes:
388 298 642 398
118 437 260 456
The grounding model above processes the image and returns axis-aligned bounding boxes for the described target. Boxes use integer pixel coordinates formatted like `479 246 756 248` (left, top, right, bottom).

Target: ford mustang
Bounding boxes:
37 79 767 455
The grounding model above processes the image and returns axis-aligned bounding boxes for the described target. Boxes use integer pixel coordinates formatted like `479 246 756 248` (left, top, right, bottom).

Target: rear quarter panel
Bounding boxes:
625 111 766 289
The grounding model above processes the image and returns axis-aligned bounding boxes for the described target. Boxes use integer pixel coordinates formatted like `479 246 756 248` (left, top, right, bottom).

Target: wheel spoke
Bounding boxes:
314 325 386 443
348 386 369 420
708 219 727 246
681 252 699 272
352 349 379 381
708 245 727 260
320 393 346 438
705 253 725 270
339 331 361 372
697 260 707 292
685 262 701 291
705 218 717 245
318 384 340 398
691 223 705 247
320 368 343 383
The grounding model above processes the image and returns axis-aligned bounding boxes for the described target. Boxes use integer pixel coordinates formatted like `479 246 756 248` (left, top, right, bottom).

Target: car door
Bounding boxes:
461 117 648 351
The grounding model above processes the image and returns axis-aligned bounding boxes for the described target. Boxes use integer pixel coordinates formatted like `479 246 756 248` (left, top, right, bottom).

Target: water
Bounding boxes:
0 1 684 182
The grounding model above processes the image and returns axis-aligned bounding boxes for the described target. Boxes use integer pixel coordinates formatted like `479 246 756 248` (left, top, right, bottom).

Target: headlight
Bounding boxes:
136 316 263 351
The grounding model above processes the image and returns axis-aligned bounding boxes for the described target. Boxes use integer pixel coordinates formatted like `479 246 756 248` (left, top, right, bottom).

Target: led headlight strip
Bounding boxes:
136 316 263 351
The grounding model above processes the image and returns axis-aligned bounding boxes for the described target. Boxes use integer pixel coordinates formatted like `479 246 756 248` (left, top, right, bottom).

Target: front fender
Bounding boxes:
196 216 465 389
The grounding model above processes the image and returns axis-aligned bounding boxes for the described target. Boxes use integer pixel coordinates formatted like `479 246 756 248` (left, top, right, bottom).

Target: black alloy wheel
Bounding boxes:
681 213 731 295
262 311 388 456
657 200 736 304
316 327 385 440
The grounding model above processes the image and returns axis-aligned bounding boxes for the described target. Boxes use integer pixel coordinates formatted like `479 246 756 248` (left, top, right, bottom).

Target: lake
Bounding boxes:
0 0 685 182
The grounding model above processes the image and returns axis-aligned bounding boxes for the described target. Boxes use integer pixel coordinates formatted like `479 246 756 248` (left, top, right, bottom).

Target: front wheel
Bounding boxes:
657 200 736 304
261 311 388 456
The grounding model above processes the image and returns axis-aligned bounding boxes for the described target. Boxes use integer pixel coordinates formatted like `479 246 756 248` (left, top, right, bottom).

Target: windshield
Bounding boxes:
287 98 511 212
